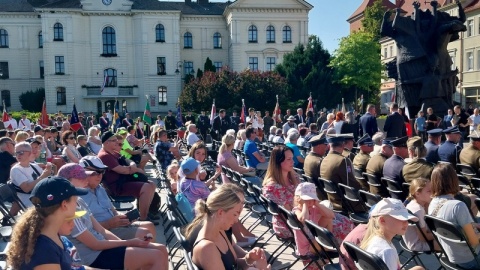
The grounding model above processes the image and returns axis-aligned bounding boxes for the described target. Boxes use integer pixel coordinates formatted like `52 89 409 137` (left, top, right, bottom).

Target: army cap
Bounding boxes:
407 136 423 149
308 133 328 146
427 128 443 137
326 134 345 144
391 136 408 148
339 133 354 141
443 126 461 134
357 134 374 146
469 130 480 141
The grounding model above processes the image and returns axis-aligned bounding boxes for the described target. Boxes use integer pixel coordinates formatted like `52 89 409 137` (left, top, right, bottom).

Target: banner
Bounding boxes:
142 95 152 125
70 103 82 132
210 99 216 126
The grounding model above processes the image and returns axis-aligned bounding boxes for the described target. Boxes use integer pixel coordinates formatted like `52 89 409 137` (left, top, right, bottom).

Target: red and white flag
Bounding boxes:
273 95 281 123
2 100 12 130
240 99 246 124
101 72 109 93
210 99 216 126
306 94 314 114
40 99 49 128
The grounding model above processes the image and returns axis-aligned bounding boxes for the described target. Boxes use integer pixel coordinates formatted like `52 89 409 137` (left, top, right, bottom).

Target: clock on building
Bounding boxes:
102 0 112 5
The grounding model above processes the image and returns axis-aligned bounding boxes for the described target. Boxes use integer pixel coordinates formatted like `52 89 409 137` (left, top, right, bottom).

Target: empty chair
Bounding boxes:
337 183 369 224
457 163 478 178
363 172 389 198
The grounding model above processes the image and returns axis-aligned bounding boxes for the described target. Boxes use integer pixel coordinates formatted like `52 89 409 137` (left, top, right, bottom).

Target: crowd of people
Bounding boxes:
2 100 480 269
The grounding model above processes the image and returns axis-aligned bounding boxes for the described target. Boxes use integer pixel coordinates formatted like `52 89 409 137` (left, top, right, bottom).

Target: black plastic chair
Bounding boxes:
358 190 382 210
457 163 478 178
318 178 346 214
305 220 347 270
302 174 327 200
353 167 369 191
337 183 369 224
342 241 390 270
362 172 389 198
381 177 407 201
425 215 480 270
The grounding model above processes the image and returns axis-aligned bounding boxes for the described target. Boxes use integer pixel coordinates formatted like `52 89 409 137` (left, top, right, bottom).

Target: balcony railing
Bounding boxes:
85 87 134 96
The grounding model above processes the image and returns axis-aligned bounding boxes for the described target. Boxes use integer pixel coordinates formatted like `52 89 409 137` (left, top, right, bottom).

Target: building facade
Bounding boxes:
0 0 312 114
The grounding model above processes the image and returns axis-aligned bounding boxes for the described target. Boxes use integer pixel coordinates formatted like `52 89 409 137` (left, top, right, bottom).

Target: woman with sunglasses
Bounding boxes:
10 142 52 208
62 130 82 163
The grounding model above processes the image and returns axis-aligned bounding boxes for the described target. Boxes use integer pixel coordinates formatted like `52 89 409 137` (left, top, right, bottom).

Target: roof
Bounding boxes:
0 0 51 12
464 0 480 12
347 0 397 22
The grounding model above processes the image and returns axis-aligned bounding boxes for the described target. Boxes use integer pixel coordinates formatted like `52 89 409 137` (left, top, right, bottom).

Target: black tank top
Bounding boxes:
193 232 237 270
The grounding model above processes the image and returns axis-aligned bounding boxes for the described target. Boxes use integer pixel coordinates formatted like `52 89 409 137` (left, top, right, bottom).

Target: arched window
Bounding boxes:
38 31 43 48
213 32 222 48
266 25 275 43
1 90 10 107
53 23 63 41
248 25 257 43
104 68 117 87
56 87 66 105
0 29 8 48
283 26 292 43
102 27 116 56
155 24 165 42
184 32 192 48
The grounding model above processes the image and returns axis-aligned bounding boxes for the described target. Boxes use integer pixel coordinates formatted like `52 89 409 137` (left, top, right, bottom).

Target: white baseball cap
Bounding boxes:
370 198 418 222
295 182 319 201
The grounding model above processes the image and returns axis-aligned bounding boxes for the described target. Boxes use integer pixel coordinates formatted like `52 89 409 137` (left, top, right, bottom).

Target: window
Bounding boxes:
1 90 10 107
248 25 257 43
184 61 194 75
0 29 8 48
39 61 44 79
157 57 166 75
450 52 456 71
55 56 65 74
266 25 275 43
214 62 222 72
54 23 63 41
467 52 474 71
266 57 276 71
389 46 393 57
104 68 117 87
184 32 192 48
56 87 66 105
0 62 9 79
155 24 165 42
213 32 222 48
477 50 480 70
249 57 258 71
38 31 43 48
467 19 474 37
102 27 116 56
383 47 388 58
282 26 292 43
158 86 167 104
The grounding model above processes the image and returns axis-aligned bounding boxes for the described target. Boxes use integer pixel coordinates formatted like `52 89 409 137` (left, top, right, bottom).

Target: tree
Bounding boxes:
361 0 386 42
19 88 45 112
275 35 342 109
329 31 383 107
204 57 216 73
196 68 203 79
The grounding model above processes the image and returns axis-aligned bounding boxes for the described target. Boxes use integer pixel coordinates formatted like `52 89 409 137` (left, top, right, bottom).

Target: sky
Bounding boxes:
162 0 363 54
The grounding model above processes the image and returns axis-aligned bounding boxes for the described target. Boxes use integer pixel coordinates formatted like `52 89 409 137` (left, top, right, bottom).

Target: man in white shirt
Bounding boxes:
468 108 480 134
187 124 200 145
18 114 31 131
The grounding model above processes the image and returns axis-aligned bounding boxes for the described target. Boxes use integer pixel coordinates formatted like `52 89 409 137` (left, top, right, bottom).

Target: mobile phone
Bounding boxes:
125 209 140 222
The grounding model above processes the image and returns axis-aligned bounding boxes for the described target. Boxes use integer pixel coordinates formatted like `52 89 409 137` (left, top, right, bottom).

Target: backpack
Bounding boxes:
175 182 194 222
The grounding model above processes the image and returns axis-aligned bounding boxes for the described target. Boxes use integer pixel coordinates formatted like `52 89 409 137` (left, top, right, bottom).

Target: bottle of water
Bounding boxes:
39 147 47 164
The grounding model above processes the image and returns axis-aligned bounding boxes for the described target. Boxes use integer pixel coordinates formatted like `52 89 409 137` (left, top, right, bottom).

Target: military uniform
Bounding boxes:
366 153 388 177
230 115 240 131
263 115 274 137
304 152 323 182
185 114 196 124
342 149 356 162
425 140 440 164
438 140 461 166
459 144 480 174
197 114 210 140
353 151 371 172
383 154 406 184
402 158 433 183
164 114 177 130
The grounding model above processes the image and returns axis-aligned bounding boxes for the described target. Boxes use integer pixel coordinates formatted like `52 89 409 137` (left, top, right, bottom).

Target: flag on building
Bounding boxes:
40 99 49 128
210 99 216 126
70 103 82 132
101 72 109 93
240 99 246 124
306 93 314 114
176 101 183 127
273 95 281 124
142 95 151 125
2 100 12 130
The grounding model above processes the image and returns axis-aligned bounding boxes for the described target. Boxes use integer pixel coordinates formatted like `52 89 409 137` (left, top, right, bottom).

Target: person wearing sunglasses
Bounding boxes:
62 130 82 163
0 137 16 184
78 156 156 242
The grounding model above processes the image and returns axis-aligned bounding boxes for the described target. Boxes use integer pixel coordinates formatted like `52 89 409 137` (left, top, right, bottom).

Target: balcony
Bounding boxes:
84 86 137 98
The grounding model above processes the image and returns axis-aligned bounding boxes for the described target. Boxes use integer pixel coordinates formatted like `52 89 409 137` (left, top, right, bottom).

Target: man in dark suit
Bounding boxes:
197 110 210 141
359 104 378 137
294 108 305 125
383 103 406 138
213 109 231 140
122 113 134 128
230 111 240 132
184 110 195 124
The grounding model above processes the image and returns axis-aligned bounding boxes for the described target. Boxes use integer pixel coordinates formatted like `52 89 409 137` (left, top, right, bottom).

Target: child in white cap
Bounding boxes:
293 182 353 269
360 198 424 270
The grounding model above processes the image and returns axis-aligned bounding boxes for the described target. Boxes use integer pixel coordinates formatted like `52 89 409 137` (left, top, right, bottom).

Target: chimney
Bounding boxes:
198 0 209 4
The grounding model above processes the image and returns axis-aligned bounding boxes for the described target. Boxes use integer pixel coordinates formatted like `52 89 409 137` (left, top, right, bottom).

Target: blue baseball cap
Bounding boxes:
181 157 199 174
30 176 88 208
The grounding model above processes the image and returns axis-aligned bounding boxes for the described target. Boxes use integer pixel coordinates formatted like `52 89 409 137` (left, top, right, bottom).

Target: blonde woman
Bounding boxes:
15 131 29 143
217 134 256 183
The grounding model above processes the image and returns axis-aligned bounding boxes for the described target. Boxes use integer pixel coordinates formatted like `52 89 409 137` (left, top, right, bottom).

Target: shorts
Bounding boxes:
110 224 139 240
90 246 127 269
108 181 144 197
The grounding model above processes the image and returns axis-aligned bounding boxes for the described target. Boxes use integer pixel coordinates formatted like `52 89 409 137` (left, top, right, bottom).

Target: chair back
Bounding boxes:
342 241 390 270
358 190 382 209
381 177 406 201
457 163 477 177
318 178 345 214
302 174 327 200
338 183 367 212
363 172 389 197
305 220 344 266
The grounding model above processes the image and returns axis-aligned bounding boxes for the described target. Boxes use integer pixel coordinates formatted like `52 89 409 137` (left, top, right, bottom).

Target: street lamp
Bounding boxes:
175 61 183 75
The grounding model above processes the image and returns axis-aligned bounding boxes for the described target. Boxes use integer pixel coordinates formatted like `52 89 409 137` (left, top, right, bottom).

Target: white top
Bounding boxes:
156 119 165 129
469 115 480 131
187 132 200 146
10 163 43 207
365 235 400 270
333 120 344 134
18 118 31 131
246 116 264 129
403 200 430 251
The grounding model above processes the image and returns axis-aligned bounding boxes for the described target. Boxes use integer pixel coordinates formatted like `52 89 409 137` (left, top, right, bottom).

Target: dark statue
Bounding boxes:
381 0 466 117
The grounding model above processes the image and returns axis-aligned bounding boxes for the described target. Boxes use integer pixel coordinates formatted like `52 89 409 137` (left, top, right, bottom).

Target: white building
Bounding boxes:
0 0 312 114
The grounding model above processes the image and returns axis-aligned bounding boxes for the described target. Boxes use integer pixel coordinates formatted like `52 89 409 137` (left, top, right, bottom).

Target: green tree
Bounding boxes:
275 35 342 109
196 68 203 79
204 57 216 73
361 0 386 42
329 31 383 108
19 88 45 112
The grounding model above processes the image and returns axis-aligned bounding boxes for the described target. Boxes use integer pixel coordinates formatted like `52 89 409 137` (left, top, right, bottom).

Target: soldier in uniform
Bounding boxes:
184 110 195 125
365 138 393 196
341 134 356 161
425 128 442 164
164 110 177 130
197 110 210 141
437 126 463 166
402 136 433 183
459 130 480 176
303 133 328 184
230 111 240 132
383 136 408 185
353 134 374 173
263 111 274 138
320 135 361 211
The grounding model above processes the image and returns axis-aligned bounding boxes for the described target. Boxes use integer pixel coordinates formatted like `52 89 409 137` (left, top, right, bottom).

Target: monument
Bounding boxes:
381 0 466 117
